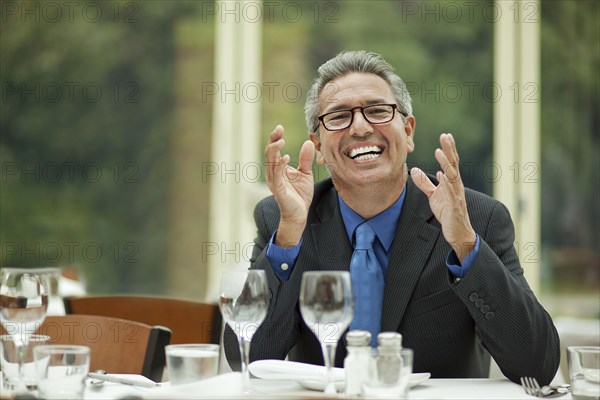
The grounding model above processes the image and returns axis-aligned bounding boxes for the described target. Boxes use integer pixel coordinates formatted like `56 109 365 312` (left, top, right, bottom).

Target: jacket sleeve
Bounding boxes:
452 200 560 385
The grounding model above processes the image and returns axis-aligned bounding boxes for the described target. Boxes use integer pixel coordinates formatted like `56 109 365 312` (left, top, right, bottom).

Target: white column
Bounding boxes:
239 0 264 251
518 0 541 293
493 1 517 217
207 0 267 301
493 0 541 293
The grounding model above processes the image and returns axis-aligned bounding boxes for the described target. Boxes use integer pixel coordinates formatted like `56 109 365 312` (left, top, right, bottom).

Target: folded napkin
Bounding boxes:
248 360 345 382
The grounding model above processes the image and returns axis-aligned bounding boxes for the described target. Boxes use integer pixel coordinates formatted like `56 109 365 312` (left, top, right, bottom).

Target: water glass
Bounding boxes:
34 345 90 400
165 343 220 385
1 270 48 393
568 346 600 400
299 271 354 395
1 334 51 390
219 269 269 392
363 348 413 399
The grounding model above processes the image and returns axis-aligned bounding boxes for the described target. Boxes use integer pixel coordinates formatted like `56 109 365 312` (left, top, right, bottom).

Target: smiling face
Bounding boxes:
310 72 415 195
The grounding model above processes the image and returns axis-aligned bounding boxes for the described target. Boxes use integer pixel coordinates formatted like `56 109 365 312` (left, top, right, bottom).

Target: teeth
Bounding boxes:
354 153 380 161
349 146 382 159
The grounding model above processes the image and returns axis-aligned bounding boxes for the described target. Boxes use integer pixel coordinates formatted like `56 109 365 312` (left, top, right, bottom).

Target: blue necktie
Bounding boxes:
349 222 384 347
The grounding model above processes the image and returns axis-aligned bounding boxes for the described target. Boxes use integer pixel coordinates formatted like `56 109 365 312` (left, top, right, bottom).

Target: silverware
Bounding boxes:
88 369 107 386
87 372 161 388
520 376 570 398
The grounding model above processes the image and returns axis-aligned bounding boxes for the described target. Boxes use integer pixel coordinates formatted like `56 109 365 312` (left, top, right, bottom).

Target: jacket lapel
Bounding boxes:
381 177 440 331
310 181 353 272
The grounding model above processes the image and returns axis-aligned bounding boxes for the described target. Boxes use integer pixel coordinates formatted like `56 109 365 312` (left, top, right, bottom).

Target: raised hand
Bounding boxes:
410 133 476 262
265 125 315 247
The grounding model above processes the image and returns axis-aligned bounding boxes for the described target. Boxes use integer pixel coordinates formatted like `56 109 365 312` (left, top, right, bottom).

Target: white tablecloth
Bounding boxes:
0 371 572 399
84 374 572 399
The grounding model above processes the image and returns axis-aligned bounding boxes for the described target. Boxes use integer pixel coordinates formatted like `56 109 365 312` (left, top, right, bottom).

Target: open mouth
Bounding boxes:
348 145 383 161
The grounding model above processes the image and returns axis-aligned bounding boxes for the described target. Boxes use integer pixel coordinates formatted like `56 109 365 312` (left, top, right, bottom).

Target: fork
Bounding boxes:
520 377 570 398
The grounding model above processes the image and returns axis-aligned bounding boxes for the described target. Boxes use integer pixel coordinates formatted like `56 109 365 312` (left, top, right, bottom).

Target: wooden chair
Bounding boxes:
37 315 170 382
64 296 222 345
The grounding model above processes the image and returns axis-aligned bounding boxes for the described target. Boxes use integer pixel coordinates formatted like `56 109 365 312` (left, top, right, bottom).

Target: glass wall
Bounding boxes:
1 1 215 295
1 0 598 319
539 0 599 319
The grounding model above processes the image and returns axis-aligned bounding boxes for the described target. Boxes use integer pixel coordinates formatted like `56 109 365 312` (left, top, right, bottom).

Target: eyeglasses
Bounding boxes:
318 103 405 132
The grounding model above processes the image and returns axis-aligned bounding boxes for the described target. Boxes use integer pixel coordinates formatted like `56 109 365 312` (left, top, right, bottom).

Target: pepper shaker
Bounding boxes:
376 332 403 384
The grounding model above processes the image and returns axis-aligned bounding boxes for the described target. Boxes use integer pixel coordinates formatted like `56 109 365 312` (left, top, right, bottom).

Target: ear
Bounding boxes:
404 115 416 153
309 132 326 165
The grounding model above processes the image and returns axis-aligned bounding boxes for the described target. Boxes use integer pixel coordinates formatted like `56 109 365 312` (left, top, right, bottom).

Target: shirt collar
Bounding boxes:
338 186 407 252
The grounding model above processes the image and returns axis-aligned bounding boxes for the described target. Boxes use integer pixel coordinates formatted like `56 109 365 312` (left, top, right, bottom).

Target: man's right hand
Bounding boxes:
265 125 315 247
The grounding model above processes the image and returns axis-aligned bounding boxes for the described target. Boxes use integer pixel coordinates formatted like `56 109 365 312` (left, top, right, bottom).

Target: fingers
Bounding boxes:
265 125 289 186
265 126 314 190
440 133 459 163
435 133 461 184
266 125 285 161
298 140 315 174
410 167 437 198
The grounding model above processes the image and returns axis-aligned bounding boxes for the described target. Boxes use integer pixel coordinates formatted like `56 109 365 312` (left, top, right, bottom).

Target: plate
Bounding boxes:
299 372 431 392
409 372 431 387
299 379 345 392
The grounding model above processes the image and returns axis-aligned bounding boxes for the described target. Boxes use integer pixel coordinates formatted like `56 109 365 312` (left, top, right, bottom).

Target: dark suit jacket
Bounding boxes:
224 177 560 385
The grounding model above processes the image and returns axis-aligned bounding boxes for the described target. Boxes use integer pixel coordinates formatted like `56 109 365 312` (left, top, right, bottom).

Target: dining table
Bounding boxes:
77 373 572 400
0 371 572 399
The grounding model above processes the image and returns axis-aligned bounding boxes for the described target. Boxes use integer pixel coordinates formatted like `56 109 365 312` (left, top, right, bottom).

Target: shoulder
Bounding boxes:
463 186 514 228
464 186 508 213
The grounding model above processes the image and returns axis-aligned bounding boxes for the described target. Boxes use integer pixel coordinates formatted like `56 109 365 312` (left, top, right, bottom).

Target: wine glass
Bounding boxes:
299 271 354 395
0 270 48 392
219 270 269 392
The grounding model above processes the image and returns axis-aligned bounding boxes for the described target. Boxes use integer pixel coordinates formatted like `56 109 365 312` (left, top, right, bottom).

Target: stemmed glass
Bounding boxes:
0 270 48 392
219 270 269 392
299 271 354 395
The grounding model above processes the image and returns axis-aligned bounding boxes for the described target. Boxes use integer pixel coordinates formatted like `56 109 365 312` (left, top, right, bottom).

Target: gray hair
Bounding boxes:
304 50 413 134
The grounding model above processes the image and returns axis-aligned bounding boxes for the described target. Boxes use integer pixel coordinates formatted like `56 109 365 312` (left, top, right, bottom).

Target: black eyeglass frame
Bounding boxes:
317 103 407 132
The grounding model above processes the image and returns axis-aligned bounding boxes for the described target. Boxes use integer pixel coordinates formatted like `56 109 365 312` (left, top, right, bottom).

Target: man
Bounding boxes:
224 51 560 385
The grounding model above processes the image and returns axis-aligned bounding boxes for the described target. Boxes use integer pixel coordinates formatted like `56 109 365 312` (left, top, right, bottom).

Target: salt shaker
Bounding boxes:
344 330 372 397
376 332 403 384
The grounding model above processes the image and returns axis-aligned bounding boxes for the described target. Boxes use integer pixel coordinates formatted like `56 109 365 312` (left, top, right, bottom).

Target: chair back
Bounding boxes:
38 315 170 381
64 296 221 345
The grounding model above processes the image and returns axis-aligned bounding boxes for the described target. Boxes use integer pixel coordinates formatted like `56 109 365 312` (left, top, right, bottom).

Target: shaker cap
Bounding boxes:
345 330 371 346
377 332 402 349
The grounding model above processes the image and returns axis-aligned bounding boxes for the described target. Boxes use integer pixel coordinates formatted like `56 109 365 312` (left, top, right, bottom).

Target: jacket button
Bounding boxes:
469 292 478 303
485 311 495 320
481 305 490 313
475 299 485 308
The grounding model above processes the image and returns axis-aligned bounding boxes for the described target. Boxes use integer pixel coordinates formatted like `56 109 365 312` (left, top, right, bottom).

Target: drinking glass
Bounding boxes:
34 345 90 400
299 271 354 395
219 270 269 392
0 270 48 392
568 346 600 400
165 344 220 385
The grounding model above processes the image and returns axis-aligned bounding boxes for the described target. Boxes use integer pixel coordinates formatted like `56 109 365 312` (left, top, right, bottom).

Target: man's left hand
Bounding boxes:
410 133 477 262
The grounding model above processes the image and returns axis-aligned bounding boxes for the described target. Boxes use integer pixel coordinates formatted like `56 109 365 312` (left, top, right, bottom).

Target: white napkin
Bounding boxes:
248 360 345 381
